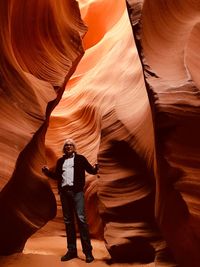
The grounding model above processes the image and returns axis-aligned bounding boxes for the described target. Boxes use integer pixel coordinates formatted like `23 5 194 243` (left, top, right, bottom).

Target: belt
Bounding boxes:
61 185 74 191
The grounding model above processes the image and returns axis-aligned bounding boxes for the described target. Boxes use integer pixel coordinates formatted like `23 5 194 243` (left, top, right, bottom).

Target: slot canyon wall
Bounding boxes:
126 0 200 266
0 0 200 266
0 0 87 255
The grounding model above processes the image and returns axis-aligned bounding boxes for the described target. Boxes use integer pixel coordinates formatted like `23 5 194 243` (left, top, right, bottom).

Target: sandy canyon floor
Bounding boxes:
0 235 177 267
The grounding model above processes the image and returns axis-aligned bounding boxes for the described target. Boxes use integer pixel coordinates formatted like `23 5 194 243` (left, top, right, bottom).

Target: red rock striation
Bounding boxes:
45 0 161 264
0 0 86 255
1 0 200 266
127 0 200 266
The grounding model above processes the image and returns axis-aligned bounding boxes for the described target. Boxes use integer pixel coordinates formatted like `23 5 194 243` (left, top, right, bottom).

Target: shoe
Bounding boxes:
61 251 77 261
85 254 94 263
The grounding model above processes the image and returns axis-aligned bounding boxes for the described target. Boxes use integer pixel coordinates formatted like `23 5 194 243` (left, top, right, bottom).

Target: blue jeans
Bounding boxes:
60 188 92 254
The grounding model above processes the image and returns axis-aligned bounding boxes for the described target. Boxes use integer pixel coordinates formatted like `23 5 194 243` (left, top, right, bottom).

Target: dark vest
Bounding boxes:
54 153 97 193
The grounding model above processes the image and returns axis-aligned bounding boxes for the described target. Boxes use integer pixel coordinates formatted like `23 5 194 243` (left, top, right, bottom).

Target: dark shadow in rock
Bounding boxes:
108 237 155 264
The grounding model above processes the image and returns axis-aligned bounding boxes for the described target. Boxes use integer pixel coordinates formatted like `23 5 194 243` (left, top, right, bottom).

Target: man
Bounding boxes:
42 138 98 263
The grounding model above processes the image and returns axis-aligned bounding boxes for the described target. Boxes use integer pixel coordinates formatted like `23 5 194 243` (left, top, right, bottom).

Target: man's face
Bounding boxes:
64 142 75 155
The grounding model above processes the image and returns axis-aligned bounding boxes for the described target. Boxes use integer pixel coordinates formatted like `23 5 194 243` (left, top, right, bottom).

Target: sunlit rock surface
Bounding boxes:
45 0 161 264
46 0 200 265
1 0 200 266
0 0 86 255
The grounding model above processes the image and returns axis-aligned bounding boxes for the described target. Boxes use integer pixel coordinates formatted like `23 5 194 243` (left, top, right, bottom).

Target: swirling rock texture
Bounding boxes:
127 0 200 266
45 0 164 265
1 0 200 266
46 0 200 266
0 0 86 255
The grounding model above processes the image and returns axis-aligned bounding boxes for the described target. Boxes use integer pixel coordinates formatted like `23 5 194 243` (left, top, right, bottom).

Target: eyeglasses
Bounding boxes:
65 144 74 147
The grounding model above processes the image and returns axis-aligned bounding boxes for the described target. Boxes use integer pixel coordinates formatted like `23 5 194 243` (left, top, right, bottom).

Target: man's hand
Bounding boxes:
42 166 50 176
94 163 99 171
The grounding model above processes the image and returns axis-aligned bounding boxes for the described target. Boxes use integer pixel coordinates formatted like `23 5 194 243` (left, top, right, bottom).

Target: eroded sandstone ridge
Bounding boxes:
0 0 200 266
127 0 200 266
46 0 200 265
45 0 161 264
0 0 86 254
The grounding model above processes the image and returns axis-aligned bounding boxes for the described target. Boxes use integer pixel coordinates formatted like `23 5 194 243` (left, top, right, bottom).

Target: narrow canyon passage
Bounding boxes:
0 0 199 266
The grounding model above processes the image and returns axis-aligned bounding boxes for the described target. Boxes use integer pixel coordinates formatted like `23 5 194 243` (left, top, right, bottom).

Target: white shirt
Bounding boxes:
61 154 74 187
